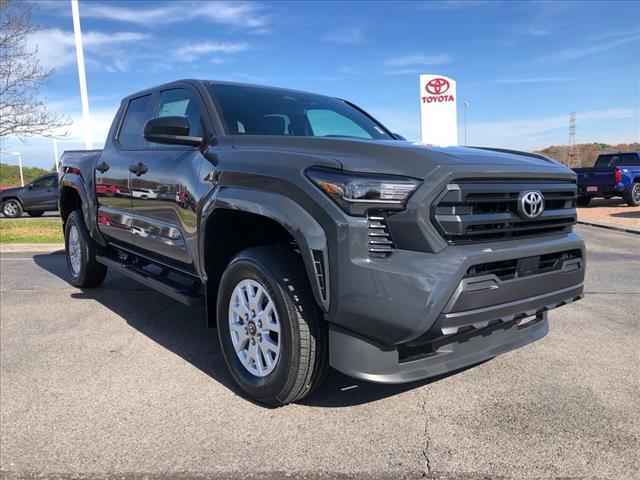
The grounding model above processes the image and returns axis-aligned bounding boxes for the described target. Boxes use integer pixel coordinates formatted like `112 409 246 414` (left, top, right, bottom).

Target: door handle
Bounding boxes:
129 162 148 176
96 161 110 173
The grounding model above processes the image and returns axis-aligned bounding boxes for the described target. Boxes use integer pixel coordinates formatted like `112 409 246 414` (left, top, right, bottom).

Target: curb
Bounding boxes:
0 243 65 254
577 221 640 235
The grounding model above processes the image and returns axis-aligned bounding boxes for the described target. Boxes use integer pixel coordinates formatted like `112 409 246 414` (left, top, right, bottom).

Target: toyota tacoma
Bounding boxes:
58 80 585 405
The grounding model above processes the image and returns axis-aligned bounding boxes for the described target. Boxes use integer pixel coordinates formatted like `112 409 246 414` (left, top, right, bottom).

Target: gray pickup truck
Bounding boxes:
59 80 585 405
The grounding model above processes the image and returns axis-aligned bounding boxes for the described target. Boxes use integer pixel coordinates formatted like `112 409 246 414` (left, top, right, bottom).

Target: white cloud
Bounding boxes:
174 42 250 62
79 1 268 30
535 33 640 63
522 26 550 36
496 77 574 84
384 53 452 68
419 0 494 10
470 108 635 149
368 107 420 141
323 26 365 45
27 28 149 70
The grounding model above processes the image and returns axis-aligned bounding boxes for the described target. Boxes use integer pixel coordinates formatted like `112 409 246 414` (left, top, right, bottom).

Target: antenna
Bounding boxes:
568 112 577 167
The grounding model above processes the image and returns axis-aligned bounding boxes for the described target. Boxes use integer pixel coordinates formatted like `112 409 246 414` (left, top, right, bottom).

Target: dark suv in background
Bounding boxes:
1 173 59 218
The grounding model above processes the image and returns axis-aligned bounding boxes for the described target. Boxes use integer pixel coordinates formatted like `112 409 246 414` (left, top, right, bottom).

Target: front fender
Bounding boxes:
198 186 330 312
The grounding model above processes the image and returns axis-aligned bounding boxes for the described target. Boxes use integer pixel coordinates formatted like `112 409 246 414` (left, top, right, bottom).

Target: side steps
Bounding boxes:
96 254 203 306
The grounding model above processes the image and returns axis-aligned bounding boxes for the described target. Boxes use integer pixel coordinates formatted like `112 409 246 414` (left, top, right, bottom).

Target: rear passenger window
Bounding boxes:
118 94 153 149
616 154 639 166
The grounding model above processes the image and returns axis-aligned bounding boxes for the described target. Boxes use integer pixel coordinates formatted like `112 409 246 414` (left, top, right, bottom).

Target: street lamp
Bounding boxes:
0 151 24 186
463 100 471 145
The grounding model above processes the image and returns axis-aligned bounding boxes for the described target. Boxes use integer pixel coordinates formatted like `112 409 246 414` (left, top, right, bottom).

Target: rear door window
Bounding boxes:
595 153 638 167
118 94 154 149
615 154 639 166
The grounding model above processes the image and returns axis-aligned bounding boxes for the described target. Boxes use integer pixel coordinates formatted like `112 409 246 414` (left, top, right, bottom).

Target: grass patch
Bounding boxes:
0 218 63 243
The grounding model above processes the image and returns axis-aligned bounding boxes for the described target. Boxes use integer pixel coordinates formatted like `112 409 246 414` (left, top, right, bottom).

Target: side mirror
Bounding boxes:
144 116 203 147
27 184 34 190
392 133 406 141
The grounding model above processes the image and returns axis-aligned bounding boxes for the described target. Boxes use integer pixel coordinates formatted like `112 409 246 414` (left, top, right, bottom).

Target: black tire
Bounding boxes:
2 199 23 218
64 210 107 288
27 210 44 217
623 182 640 207
577 196 591 207
217 245 327 406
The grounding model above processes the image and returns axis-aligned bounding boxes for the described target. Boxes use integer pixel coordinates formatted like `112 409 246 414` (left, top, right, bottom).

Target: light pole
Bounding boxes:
463 100 470 145
52 139 60 173
0 151 24 186
71 0 93 150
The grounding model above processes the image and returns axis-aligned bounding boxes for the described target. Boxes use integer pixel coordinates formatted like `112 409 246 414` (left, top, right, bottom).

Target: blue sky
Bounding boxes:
3 0 640 169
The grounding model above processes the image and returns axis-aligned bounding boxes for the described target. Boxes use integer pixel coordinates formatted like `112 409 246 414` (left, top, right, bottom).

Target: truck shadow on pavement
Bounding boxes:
34 253 482 408
611 210 640 219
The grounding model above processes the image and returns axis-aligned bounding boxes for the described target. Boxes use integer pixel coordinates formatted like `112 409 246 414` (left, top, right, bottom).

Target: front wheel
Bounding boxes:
2 199 23 218
217 246 327 406
64 210 107 288
624 182 640 207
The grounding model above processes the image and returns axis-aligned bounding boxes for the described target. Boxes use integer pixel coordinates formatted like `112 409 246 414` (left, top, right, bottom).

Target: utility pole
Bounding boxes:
568 112 577 167
71 0 93 150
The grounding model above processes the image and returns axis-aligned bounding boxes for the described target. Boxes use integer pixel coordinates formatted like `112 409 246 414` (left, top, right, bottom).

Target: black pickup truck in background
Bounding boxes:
58 79 586 406
573 152 640 207
1 173 59 218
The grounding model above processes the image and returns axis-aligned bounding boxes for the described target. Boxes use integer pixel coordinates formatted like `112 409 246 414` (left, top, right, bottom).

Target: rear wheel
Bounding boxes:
27 210 44 217
577 196 591 207
2 199 22 218
624 182 640 207
64 210 107 288
217 245 327 406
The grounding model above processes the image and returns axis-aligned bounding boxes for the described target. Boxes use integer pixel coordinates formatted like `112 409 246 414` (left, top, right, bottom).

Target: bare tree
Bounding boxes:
0 1 71 138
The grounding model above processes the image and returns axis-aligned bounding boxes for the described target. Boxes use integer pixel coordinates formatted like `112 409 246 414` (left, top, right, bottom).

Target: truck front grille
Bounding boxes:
368 211 394 257
465 249 582 281
433 180 577 244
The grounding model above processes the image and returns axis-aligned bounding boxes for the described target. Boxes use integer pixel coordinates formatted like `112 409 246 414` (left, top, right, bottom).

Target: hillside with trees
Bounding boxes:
535 143 640 168
0 162 51 188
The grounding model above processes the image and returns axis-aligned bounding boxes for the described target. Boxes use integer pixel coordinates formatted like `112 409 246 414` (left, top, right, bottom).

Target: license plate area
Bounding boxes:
587 186 598 192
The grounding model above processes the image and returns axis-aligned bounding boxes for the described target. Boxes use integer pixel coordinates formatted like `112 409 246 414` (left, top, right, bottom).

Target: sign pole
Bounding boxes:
71 0 93 150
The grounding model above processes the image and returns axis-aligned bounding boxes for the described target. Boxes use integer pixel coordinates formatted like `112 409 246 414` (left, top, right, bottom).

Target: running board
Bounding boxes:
96 255 203 306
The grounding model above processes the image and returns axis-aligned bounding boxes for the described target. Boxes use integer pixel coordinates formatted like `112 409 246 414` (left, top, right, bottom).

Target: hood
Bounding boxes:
0 186 22 197
230 136 574 180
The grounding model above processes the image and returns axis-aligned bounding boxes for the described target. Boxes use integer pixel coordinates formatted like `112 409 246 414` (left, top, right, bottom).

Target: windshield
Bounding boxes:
208 83 392 140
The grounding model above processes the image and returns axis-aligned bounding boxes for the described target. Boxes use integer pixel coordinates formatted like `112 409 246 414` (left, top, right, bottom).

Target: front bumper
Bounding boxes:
328 231 585 383
330 311 553 384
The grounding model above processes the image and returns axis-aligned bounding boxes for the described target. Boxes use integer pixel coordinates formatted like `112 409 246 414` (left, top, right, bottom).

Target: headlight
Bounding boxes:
306 167 421 215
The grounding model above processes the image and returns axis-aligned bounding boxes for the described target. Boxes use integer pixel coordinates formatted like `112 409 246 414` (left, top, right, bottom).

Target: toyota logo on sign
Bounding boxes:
426 78 450 95
518 191 545 219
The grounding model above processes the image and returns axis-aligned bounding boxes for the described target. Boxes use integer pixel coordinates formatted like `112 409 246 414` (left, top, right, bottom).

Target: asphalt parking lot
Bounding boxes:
1 225 638 480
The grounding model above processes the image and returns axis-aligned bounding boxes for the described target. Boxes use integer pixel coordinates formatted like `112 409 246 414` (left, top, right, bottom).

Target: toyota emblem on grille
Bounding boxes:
518 191 544 219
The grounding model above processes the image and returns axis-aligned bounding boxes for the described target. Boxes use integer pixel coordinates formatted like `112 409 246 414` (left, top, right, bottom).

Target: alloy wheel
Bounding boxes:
68 224 82 276
3 200 19 217
228 278 281 377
